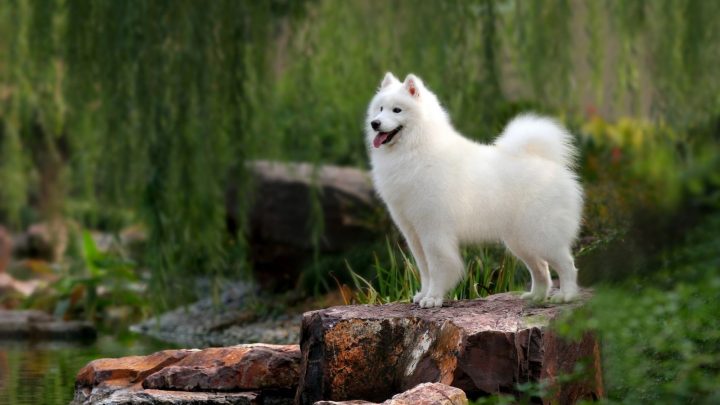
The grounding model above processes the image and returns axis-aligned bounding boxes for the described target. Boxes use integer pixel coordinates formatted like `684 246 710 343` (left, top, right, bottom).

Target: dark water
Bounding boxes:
0 334 171 405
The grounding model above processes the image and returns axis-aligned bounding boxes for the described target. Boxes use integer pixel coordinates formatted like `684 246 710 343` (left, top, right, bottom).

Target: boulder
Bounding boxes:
142 344 301 391
296 291 602 404
76 349 196 389
0 309 95 340
73 344 301 405
315 382 468 405
228 161 381 288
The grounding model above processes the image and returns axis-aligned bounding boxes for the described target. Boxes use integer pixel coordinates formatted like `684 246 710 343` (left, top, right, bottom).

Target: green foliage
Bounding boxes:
24 230 147 328
1 0 308 309
556 212 720 404
348 239 524 305
1 0 720 310
578 116 720 239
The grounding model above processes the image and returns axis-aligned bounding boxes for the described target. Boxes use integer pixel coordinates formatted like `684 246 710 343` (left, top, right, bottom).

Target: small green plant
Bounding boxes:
24 230 147 327
348 239 525 305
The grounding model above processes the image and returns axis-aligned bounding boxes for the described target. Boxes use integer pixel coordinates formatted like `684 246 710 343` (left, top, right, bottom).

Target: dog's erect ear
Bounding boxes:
404 74 422 98
381 72 399 89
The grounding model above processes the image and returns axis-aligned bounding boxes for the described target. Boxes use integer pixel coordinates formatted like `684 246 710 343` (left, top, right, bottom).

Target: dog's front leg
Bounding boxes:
418 235 464 308
393 217 430 303
406 232 429 304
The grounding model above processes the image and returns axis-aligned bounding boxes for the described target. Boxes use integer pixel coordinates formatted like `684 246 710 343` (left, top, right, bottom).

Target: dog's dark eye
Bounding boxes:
380 106 383 111
393 107 402 113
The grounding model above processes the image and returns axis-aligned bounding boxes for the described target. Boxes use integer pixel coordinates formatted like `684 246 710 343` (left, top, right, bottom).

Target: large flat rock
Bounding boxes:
143 344 300 391
76 349 196 388
296 291 602 404
73 344 300 405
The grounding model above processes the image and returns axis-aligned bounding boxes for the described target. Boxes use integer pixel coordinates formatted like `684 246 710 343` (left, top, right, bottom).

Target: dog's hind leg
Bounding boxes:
519 257 551 302
506 243 551 301
419 236 464 308
546 248 579 303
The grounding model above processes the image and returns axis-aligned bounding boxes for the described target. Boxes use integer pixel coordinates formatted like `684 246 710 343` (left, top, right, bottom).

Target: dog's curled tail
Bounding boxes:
494 114 577 168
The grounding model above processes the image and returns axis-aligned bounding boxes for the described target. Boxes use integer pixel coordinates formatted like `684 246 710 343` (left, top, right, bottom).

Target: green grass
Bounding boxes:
347 238 525 305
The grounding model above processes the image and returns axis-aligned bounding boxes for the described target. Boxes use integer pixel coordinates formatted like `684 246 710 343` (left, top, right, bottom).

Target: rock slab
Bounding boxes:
143 343 300 391
73 344 300 405
314 382 468 405
296 292 602 404
0 309 95 340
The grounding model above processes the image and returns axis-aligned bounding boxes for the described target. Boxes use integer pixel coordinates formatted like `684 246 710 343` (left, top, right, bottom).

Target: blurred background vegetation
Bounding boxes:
0 0 719 403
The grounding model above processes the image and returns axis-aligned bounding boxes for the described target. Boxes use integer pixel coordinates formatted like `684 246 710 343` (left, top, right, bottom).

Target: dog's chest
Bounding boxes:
371 156 436 208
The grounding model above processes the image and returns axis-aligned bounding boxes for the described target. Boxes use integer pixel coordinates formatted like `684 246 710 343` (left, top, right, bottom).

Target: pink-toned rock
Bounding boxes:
142 344 301 391
296 291 603 404
73 345 300 404
0 273 38 300
315 382 467 405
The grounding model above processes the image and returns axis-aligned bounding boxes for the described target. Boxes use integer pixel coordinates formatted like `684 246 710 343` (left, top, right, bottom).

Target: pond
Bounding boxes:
0 333 172 405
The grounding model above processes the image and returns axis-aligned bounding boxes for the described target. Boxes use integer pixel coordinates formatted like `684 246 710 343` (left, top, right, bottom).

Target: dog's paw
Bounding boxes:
520 291 547 302
550 289 579 303
418 296 443 308
412 291 426 304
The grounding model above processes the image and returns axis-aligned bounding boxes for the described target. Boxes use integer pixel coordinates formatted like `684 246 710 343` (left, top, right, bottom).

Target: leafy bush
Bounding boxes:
556 212 720 404
24 230 147 328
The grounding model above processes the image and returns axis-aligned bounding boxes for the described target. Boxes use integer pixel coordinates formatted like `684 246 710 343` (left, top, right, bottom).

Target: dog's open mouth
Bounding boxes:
373 126 403 148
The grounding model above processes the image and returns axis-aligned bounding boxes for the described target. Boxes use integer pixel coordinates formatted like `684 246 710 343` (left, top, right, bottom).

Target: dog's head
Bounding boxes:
366 72 437 150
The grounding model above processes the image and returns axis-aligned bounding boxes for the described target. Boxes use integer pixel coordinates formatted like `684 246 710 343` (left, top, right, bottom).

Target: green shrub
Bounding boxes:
556 212 720 404
23 230 148 329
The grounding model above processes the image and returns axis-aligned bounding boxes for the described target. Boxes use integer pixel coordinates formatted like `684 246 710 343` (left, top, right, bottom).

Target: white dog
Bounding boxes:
366 73 583 308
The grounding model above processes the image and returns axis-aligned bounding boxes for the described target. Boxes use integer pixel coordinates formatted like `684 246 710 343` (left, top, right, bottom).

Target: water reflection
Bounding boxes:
0 335 172 405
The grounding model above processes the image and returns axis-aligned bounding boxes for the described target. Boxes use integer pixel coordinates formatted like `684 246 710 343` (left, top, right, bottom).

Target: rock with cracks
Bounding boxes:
72 344 300 405
314 382 468 405
143 344 300 392
296 291 602 404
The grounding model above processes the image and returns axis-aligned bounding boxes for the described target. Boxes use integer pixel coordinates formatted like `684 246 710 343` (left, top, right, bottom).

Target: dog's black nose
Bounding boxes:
371 120 381 130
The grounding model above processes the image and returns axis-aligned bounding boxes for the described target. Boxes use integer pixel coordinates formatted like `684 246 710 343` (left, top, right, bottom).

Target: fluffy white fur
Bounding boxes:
366 72 584 308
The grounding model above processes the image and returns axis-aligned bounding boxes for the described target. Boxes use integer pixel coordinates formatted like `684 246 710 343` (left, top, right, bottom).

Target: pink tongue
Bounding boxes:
373 133 389 148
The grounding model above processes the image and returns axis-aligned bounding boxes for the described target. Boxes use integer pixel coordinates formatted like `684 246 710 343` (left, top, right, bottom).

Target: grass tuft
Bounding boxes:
347 238 525 305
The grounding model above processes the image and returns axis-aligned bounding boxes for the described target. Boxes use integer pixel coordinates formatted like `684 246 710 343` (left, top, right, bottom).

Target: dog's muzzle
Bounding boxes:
372 125 403 148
